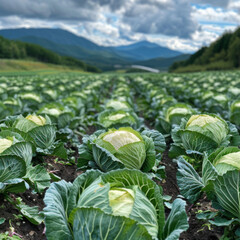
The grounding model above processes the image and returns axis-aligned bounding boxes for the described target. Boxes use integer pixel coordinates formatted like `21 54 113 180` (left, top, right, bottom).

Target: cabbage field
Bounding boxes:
1 71 240 240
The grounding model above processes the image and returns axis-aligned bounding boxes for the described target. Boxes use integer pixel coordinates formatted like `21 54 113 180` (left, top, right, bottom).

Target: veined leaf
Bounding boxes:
176 157 204 203
162 198 189 240
44 180 73 240
214 170 240 218
73 207 153 240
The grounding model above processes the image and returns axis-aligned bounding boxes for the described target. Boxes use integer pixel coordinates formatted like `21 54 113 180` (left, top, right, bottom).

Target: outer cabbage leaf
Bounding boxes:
23 165 51 193
141 129 166 153
213 170 240 218
210 147 240 175
73 207 153 240
2 142 33 166
28 125 56 149
176 157 204 203
162 199 189 240
0 155 27 193
43 180 73 240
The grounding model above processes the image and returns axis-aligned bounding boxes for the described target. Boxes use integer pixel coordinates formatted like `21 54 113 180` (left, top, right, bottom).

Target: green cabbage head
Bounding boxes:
95 127 146 169
185 114 228 145
165 103 195 125
174 114 229 155
0 138 13 153
76 179 158 237
209 147 240 175
98 110 137 128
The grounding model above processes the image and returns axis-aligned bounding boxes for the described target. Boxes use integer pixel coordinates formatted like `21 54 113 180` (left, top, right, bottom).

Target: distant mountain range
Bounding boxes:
0 28 189 71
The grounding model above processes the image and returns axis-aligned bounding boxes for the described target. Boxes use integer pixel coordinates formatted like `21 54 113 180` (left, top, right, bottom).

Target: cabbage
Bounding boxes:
41 108 62 117
98 110 138 128
26 115 46 126
108 113 128 121
170 114 229 157
108 187 135 217
185 114 228 145
14 115 50 132
165 103 194 125
43 169 189 239
20 93 42 102
0 138 13 153
102 130 141 150
230 100 240 125
186 114 220 128
209 147 240 175
0 131 33 165
96 128 146 169
78 127 166 172
106 100 131 110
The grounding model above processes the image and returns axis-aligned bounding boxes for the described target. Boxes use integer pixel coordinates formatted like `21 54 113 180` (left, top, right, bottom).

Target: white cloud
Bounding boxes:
192 5 240 24
0 0 239 53
228 0 240 11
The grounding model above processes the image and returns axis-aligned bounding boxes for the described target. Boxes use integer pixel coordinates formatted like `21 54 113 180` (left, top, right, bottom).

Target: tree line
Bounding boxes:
0 36 101 73
170 27 240 72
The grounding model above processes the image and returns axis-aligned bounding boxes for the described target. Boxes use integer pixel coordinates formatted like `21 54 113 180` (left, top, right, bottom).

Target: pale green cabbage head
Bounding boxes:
77 180 158 238
106 100 130 110
186 114 220 128
108 113 128 121
20 93 42 102
0 138 13 153
109 187 135 217
178 114 229 154
166 107 192 123
26 115 46 126
42 108 62 117
96 127 146 169
102 130 141 150
211 148 240 175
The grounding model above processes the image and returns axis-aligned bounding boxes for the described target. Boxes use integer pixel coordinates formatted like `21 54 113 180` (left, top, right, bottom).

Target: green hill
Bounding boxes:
0 36 101 73
170 27 240 73
0 28 185 71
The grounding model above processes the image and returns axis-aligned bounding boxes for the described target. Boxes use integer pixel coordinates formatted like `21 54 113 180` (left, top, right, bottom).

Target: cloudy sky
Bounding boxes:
0 0 239 52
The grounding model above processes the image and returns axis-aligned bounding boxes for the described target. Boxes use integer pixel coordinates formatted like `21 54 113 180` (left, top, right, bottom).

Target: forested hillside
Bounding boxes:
0 36 100 72
170 27 240 72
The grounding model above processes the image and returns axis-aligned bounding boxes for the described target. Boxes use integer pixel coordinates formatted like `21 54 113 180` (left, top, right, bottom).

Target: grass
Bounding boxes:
0 59 86 75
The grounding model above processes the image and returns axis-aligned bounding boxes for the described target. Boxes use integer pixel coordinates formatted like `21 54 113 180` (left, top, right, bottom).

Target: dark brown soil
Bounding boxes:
44 156 81 182
0 190 46 240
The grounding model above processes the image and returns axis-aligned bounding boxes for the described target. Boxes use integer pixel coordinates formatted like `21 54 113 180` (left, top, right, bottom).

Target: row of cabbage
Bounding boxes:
132 73 240 238
0 74 111 230
1 74 191 240
43 76 189 240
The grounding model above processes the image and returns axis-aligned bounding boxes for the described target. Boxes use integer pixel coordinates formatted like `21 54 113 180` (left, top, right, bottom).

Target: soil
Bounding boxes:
0 190 45 240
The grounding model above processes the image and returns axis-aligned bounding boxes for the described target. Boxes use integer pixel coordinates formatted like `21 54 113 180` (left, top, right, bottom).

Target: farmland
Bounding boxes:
0 71 240 240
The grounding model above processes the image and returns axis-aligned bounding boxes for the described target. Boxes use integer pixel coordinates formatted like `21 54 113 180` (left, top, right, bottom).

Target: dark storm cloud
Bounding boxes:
121 0 198 38
0 0 231 40
0 0 104 20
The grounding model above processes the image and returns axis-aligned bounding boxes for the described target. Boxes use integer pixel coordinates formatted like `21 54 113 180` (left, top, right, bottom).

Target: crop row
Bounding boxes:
1 71 240 239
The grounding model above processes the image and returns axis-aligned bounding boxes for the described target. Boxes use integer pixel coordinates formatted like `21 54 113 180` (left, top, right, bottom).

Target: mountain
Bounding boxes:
0 35 100 72
111 41 182 60
136 54 190 70
170 27 240 73
0 28 185 70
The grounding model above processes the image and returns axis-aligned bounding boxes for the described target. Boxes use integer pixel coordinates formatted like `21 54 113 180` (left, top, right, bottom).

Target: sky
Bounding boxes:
0 0 239 53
